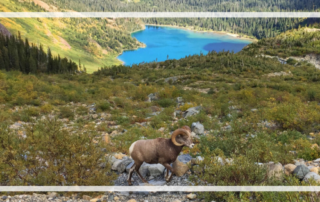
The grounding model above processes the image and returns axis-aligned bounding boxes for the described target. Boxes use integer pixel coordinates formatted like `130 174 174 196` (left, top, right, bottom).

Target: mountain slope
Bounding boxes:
0 0 145 73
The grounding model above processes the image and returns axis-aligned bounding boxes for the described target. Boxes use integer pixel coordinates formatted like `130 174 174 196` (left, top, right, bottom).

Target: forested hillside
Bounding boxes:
245 27 320 57
0 32 78 74
0 0 144 72
40 0 320 39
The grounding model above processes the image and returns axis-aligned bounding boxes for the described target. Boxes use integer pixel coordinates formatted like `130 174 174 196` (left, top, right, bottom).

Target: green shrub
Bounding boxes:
156 98 176 108
59 107 74 119
96 101 110 112
0 120 116 186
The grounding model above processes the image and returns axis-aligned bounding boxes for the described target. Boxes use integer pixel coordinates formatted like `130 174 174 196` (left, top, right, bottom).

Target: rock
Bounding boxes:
92 114 98 119
295 161 306 166
178 154 192 164
112 159 123 171
191 122 204 135
102 133 110 144
251 108 258 112
147 164 165 177
284 164 296 176
303 172 320 183
114 196 120 201
114 153 126 160
314 158 320 163
267 162 283 180
127 199 137 202
183 106 202 118
176 97 184 104
139 162 150 177
118 159 134 173
187 193 197 200
309 166 319 174
90 199 100 202
191 156 204 165
172 200 182 202
293 165 310 180
83 195 92 200
173 158 190 177
147 93 158 102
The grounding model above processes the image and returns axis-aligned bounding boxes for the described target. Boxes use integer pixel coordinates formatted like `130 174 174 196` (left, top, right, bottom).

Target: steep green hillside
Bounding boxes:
0 0 144 73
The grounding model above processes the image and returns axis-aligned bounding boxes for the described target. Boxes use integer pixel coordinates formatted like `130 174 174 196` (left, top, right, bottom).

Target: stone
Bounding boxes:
314 158 320 163
295 161 306 166
112 159 123 171
191 122 204 135
147 164 165 177
139 162 150 177
172 200 181 202
309 166 319 174
191 156 204 165
118 159 134 173
83 195 92 200
284 164 296 176
176 97 184 103
114 153 126 160
178 154 192 164
114 196 120 201
293 165 310 180
147 93 158 102
127 199 137 202
173 158 190 177
187 193 197 200
102 133 110 144
90 199 100 202
267 162 283 180
183 106 202 118
303 172 320 183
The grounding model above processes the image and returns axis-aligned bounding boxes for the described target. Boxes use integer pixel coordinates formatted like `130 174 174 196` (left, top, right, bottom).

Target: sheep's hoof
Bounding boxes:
128 181 133 186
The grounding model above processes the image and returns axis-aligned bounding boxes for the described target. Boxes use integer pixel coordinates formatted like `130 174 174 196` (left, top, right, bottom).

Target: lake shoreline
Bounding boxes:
145 24 258 42
117 23 255 65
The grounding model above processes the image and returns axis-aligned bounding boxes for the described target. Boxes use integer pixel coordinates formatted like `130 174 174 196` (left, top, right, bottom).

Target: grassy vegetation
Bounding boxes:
0 0 144 73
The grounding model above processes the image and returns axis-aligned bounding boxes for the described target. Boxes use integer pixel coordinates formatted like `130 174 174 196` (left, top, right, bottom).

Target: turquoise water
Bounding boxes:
117 26 252 66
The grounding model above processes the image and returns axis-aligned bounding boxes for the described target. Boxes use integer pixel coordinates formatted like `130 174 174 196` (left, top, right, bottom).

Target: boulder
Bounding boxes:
303 172 320 183
112 159 124 171
284 164 296 176
147 93 158 102
147 164 165 177
117 159 133 173
114 153 126 160
293 165 310 180
176 97 184 104
314 158 320 163
173 158 190 177
187 193 197 200
295 161 306 166
267 162 284 180
183 106 202 118
191 156 204 165
191 122 204 135
178 154 192 164
308 166 319 174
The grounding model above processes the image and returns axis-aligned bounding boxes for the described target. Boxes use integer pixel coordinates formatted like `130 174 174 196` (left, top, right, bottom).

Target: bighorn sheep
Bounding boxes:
127 126 194 185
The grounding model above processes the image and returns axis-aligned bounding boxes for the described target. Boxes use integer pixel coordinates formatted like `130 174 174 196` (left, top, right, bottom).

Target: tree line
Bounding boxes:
0 32 78 74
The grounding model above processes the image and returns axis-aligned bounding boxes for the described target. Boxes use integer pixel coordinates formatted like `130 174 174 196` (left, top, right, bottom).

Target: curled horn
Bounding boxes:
171 128 190 146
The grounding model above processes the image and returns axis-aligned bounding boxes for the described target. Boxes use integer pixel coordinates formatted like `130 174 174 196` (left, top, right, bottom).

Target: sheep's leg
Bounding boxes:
163 163 174 182
127 163 136 186
165 168 169 179
134 162 148 183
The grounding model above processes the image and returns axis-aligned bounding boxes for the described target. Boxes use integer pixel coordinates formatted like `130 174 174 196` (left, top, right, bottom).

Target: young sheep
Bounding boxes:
127 126 194 185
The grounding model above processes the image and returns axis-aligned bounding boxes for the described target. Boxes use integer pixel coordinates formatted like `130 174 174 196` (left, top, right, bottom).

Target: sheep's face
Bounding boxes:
176 134 194 148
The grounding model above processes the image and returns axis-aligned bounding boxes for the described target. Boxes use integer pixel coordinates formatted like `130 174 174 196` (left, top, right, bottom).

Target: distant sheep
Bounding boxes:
127 126 194 185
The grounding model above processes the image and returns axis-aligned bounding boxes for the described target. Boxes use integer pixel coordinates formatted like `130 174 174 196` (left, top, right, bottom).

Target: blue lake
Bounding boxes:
117 26 252 66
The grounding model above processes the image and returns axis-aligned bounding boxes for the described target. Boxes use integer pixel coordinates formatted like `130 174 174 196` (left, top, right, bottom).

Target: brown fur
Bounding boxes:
127 126 194 185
